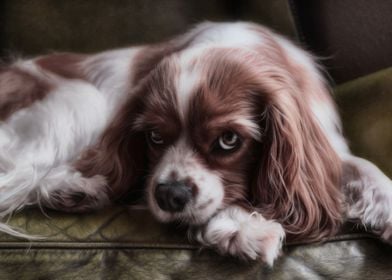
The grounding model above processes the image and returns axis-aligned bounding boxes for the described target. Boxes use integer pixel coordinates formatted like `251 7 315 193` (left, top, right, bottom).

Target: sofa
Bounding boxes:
1 1 391 279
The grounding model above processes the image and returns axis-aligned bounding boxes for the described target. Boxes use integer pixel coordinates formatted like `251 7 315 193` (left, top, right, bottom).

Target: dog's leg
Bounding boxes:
342 155 392 242
0 65 112 217
0 164 110 216
193 206 285 265
36 165 111 212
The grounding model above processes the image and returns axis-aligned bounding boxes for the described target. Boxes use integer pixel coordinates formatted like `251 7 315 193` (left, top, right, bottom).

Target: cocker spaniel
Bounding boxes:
0 22 391 265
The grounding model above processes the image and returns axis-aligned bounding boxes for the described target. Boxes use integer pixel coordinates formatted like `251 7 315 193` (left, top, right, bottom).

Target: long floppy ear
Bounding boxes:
251 35 343 242
74 91 147 202
72 43 180 202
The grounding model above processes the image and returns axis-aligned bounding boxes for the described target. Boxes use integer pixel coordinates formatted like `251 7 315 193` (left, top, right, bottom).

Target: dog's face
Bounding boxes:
87 23 342 241
132 48 274 224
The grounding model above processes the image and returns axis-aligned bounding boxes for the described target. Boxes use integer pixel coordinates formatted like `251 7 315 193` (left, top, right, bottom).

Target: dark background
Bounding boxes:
1 0 391 84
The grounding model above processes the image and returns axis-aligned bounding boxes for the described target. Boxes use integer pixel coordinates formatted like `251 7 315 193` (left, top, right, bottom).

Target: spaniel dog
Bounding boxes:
0 22 391 265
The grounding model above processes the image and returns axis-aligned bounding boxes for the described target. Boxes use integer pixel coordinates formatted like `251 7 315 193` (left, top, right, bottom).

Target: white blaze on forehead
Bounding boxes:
176 52 202 119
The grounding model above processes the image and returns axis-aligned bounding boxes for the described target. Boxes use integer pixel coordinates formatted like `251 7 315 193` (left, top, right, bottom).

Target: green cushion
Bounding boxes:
335 67 392 177
1 206 391 280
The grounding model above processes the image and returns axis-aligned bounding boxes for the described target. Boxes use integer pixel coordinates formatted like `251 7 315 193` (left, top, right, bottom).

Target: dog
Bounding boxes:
0 22 391 265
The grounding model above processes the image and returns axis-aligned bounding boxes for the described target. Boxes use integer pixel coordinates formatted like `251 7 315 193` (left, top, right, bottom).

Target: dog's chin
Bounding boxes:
148 199 221 226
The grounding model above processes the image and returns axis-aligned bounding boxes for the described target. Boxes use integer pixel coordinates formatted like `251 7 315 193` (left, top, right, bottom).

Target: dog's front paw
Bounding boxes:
194 207 285 266
43 174 111 212
50 189 110 212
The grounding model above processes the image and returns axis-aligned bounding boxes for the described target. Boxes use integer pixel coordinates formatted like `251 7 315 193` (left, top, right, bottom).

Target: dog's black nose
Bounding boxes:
154 181 192 212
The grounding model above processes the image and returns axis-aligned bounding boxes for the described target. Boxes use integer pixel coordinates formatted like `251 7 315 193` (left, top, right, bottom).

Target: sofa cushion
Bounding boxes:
335 67 392 177
1 206 391 280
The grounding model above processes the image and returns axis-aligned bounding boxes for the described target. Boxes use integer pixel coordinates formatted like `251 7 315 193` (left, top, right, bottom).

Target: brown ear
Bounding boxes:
74 93 147 202
251 67 343 243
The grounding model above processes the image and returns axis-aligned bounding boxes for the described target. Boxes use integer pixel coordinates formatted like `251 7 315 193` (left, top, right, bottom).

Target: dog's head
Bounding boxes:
81 23 343 242
134 49 264 225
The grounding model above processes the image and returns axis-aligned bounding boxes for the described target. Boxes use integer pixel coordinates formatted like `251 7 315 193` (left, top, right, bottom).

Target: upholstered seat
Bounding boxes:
2 204 392 279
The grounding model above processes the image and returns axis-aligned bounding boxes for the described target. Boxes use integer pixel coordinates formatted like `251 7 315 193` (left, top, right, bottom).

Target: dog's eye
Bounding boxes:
148 130 164 145
218 131 240 151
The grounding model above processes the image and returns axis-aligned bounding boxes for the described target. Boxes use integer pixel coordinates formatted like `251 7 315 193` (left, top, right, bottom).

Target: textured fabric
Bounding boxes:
1 206 391 280
335 67 392 177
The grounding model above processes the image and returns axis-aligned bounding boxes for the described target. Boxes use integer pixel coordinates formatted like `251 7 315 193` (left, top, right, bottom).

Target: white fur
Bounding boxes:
194 206 285 266
0 80 110 222
81 47 142 112
343 155 392 242
176 60 201 119
186 22 265 50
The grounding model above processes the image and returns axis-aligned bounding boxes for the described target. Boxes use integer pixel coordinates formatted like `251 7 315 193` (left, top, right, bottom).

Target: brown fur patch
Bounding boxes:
36 53 87 80
0 67 51 120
